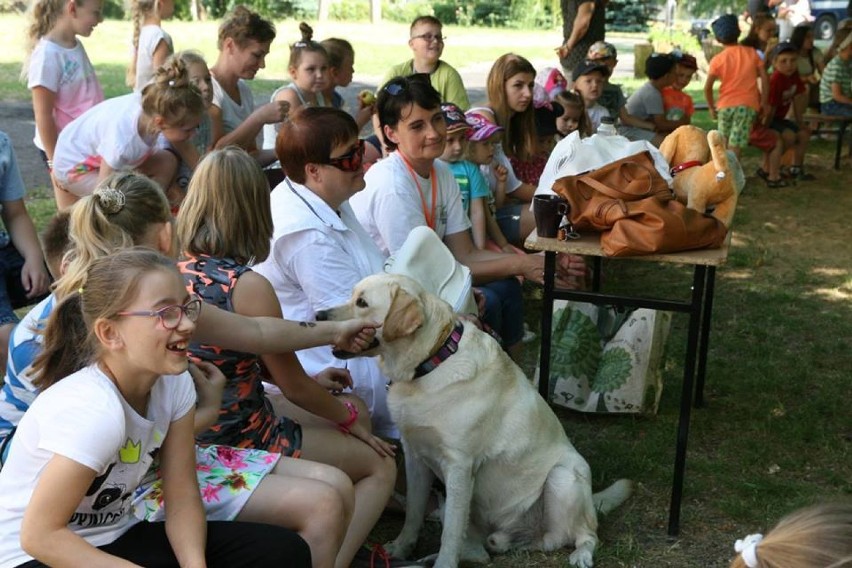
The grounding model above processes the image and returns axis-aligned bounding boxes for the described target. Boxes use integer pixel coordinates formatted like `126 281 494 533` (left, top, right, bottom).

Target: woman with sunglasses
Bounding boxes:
351 75 586 361
177 145 397 568
0 248 312 568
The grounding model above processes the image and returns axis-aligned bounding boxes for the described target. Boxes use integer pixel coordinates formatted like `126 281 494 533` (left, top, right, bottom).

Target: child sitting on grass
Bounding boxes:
620 53 686 146
662 52 698 124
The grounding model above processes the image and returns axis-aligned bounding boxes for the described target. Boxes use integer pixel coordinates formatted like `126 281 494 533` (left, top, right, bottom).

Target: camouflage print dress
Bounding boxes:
179 254 302 457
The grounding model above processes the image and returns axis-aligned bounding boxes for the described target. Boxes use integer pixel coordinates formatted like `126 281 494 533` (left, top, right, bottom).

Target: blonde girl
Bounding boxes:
730 502 852 568
209 5 284 167
127 0 175 91
51 58 204 209
7 171 375 566
321 37 373 130
262 22 330 150
0 248 313 567
554 90 593 138
177 147 397 568
21 0 104 207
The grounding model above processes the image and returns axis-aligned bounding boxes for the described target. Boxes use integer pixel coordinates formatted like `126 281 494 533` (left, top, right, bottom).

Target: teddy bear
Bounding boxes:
658 125 744 228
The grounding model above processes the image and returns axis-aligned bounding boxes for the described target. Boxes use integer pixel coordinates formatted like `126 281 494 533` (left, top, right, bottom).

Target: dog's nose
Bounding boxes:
315 310 329 321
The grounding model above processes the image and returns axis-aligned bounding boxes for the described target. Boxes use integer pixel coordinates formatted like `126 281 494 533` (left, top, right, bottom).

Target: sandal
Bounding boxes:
765 178 789 188
788 166 816 181
755 167 770 181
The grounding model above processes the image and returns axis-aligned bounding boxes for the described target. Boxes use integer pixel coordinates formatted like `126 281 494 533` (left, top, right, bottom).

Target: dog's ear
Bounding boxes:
383 284 423 342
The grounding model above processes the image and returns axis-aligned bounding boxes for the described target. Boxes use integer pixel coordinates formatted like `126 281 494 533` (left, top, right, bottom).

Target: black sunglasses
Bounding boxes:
323 139 365 172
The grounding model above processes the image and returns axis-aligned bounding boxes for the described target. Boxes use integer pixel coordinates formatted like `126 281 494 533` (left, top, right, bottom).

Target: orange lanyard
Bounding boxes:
397 151 437 230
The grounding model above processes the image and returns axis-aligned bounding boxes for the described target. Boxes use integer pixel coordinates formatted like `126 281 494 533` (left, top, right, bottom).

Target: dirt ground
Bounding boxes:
1 102 51 190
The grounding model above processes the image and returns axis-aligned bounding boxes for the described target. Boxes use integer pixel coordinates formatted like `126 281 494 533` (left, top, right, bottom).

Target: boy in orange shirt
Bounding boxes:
704 14 773 163
663 52 698 123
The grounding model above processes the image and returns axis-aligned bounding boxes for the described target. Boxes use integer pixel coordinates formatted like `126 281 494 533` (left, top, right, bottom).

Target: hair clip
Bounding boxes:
734 533 763 568
168 79 176 86
78 287 84 295
94 187 126 215
292 41 308 48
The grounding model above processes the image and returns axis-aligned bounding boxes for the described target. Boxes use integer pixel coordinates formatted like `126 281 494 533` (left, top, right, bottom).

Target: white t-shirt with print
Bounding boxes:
253 180 397 437
27 38 104 152
134 25 173 92
53 93 156 186
350 152 470 257
0 364 195 567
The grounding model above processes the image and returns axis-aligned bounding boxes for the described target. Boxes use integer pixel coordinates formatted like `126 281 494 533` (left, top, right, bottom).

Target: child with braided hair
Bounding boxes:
21 0 105 209
126 0 175 91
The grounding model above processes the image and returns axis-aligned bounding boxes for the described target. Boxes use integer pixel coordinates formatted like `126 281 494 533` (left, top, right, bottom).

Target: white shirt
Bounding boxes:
53 93 156 186
350 152 470 257
211 77 258 148
0 365 195 567
134 25 173 92
253 180 397 437
27 38 104 151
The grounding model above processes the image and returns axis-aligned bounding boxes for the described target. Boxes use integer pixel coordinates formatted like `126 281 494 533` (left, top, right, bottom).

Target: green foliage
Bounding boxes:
606 0 656 32
685 0 740 18
329 0 370 21
200 0 315 20
381 0 434 23
432 0 555 28
647 22 703 54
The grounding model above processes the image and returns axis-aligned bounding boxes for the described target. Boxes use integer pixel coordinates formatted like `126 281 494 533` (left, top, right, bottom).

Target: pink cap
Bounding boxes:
464 110 504 142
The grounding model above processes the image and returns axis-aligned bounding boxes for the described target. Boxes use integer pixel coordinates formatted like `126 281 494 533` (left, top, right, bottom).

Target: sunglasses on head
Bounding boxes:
383 73 432 97
323 139 365 172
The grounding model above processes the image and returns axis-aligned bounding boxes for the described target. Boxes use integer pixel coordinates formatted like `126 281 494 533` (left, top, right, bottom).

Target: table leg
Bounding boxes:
834 120 849 170
668 265 707 536
694 266 717 408
538 252 557 400
592 257 602 292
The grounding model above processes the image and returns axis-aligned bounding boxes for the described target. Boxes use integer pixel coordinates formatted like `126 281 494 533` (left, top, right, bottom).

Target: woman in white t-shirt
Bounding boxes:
0 248 311 568
208 6 284 169
127 0 175 91
52 58 205 209
350 74 587 360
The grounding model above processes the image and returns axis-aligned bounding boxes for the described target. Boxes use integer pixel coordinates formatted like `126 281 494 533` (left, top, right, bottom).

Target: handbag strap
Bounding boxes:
578 161 657 200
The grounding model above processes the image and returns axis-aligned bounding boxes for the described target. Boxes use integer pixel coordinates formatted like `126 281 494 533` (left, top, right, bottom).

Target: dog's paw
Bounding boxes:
485 531 511 554
384 538 416 560
432 552 460 568
568 548 594 568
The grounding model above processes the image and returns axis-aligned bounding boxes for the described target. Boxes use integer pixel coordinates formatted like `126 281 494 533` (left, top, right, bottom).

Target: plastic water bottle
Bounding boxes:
597 116 617 136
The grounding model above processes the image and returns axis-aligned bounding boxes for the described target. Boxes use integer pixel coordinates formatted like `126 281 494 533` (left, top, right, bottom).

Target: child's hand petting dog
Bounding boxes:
348 420 397 458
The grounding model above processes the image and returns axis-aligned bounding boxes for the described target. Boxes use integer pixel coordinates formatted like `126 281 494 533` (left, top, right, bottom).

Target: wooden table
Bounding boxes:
525 231 730 536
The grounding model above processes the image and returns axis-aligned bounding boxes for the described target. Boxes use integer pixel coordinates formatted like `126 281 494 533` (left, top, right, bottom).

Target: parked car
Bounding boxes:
810 0 849 40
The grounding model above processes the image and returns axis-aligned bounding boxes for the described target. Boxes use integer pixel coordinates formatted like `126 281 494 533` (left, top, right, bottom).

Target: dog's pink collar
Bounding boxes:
413 322 465 379
670 160 703 176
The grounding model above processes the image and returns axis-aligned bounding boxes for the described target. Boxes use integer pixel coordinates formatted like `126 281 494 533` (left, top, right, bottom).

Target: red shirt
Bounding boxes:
769 71 805 120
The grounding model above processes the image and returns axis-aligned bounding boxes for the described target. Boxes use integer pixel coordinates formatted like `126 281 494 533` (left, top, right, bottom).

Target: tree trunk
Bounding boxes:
370 0 381 23
318 0 330 21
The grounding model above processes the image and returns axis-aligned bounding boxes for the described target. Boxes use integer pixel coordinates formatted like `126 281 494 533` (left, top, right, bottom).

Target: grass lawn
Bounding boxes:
1 14 850 568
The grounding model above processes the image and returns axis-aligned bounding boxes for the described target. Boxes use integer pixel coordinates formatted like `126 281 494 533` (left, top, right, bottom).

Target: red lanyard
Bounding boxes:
397 152 437 230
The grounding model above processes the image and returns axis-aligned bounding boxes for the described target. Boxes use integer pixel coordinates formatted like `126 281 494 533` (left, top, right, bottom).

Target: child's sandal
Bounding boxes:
756 167 770 181
765 178 788 188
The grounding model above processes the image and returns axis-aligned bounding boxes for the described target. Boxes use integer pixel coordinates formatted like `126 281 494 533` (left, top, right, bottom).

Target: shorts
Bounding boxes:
478 278 524 347
821 101 852 117
769 118 799 134
717 106 758 149
749 124 779 152
0 240 27 326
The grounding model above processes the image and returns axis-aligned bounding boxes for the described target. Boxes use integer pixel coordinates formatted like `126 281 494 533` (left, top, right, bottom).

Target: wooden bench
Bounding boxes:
803 113 852 170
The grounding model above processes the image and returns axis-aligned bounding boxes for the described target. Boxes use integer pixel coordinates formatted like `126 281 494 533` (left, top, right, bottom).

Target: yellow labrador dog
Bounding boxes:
319 273 631 568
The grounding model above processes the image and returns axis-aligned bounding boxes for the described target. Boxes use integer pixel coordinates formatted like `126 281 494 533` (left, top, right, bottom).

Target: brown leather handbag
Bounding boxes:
552 152 727 256
599 198 728 257
553 151 674 232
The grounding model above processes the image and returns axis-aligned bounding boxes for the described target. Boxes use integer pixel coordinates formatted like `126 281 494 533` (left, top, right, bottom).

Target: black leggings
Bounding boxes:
17 520 311 568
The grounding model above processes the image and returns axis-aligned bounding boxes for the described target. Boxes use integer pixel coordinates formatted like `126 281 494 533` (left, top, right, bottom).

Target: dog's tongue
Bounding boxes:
332 337 380 360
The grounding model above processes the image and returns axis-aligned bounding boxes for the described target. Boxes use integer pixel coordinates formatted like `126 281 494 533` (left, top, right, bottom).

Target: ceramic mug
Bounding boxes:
533 194 569 238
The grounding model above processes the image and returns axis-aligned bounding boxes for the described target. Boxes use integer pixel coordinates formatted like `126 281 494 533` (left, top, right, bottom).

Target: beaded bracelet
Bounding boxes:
337 401 359 434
